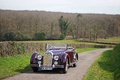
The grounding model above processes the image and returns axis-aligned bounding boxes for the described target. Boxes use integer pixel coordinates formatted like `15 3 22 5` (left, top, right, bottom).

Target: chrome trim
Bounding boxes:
31 64 64 70
43 52 52 66
53 64 64 68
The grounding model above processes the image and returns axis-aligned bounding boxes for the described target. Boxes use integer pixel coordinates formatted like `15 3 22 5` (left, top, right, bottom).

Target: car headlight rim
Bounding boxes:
37 55 42 60
54 56 59 60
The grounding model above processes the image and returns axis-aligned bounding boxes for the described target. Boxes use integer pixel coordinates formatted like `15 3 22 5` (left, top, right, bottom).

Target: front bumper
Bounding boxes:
31 64 64 70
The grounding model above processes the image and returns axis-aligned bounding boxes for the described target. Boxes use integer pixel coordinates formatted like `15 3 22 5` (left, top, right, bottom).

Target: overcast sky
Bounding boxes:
0 0 120 14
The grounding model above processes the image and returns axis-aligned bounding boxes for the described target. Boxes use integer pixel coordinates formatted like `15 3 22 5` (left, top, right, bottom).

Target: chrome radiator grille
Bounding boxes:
43 53 52 66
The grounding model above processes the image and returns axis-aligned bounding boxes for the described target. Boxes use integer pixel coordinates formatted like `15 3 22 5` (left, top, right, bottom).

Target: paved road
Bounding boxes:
3 49 110 80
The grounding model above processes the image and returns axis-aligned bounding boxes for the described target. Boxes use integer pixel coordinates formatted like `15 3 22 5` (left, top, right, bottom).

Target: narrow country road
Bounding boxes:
3 49 110 80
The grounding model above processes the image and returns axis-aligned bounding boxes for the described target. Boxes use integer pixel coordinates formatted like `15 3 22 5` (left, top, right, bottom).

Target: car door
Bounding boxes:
66 49 74 63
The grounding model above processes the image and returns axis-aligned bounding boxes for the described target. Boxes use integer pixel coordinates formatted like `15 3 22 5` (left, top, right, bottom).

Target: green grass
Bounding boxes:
0 53 31 79
75 48 99 53
98 37 120 42
83 44 120 80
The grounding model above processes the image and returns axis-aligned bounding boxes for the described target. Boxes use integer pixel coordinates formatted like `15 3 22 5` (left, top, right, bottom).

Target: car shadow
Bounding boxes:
26 69 65 74
15 65 64 74
37 69 64 74
15 64 75 75
35 66 74 74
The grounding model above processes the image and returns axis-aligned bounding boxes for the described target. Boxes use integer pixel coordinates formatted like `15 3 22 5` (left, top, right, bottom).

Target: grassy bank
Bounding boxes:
0 53 31 79
83 44 120 80
0 48 97 79
75 48 99 53
98 37 120 42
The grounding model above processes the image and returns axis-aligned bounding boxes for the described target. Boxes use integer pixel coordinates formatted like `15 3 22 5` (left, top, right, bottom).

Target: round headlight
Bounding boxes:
37 55 42 60
54 56 59 60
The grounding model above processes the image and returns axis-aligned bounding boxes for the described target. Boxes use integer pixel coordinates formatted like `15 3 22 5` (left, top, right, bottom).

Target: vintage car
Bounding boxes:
30 43 78 73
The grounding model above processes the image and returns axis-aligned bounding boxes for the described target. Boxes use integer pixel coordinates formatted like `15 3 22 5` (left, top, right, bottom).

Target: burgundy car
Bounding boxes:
30 43 78 73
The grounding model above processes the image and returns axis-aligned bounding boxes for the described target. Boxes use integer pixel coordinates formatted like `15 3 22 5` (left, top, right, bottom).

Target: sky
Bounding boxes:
0 0 120 14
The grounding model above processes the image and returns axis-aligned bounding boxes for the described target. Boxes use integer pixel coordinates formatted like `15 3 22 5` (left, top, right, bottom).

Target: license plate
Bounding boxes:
41 66 53 70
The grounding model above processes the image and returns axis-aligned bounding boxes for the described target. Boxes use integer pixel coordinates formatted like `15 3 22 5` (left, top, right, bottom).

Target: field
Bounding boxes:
98 37 120 43
83 44 120 80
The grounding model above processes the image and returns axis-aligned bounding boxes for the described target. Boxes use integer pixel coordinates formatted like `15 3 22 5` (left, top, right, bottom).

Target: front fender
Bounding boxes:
30 52 39 63
61 53 69 64
73 52 78 60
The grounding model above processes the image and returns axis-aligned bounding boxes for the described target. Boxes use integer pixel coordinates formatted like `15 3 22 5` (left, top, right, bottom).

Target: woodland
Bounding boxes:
0 10 120 41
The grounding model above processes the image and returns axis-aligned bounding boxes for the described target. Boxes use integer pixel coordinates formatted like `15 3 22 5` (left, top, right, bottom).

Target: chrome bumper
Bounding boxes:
31 64 64 70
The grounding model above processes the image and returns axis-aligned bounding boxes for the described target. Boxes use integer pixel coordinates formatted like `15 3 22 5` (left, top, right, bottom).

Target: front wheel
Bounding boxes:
73 63 77 67
32 67 38 72
62 58 68 73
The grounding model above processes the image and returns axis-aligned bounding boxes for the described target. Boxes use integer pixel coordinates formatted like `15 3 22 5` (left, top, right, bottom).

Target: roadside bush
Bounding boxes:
0 42 26 56
17 43 26 54
3 32 16 41
15 32 28 41
34 32 46 40
0 34 2 41
59 34 65 40
1 32 28 41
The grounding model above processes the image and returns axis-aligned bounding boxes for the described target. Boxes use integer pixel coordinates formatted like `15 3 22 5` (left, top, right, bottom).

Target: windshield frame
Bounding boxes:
46 43 67 50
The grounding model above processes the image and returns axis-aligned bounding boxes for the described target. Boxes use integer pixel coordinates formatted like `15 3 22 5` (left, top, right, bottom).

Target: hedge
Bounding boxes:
0 41 114 57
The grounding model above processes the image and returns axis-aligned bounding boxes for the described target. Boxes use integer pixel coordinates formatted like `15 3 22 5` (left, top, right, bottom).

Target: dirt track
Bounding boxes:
3 49 110 80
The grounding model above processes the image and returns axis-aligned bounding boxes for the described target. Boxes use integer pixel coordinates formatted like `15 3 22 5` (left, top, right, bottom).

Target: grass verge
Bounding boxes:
98 37 120 42
0 48 98 79
18 40 96 44
0 53 31 79
75 48 99 53
83 44 120 80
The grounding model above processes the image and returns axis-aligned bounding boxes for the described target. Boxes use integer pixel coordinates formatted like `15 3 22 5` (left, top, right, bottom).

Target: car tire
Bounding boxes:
32 67 38 72
63 58 68 74
73 63 77 67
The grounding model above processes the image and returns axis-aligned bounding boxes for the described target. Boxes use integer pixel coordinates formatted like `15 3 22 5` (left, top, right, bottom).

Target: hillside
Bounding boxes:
0 10 120 41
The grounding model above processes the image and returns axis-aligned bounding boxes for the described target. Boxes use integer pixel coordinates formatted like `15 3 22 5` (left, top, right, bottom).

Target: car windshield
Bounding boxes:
46 43 67 50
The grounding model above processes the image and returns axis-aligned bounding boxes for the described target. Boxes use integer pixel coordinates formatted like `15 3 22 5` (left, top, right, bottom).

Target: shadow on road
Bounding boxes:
37 69 64 74
15 64 65 74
